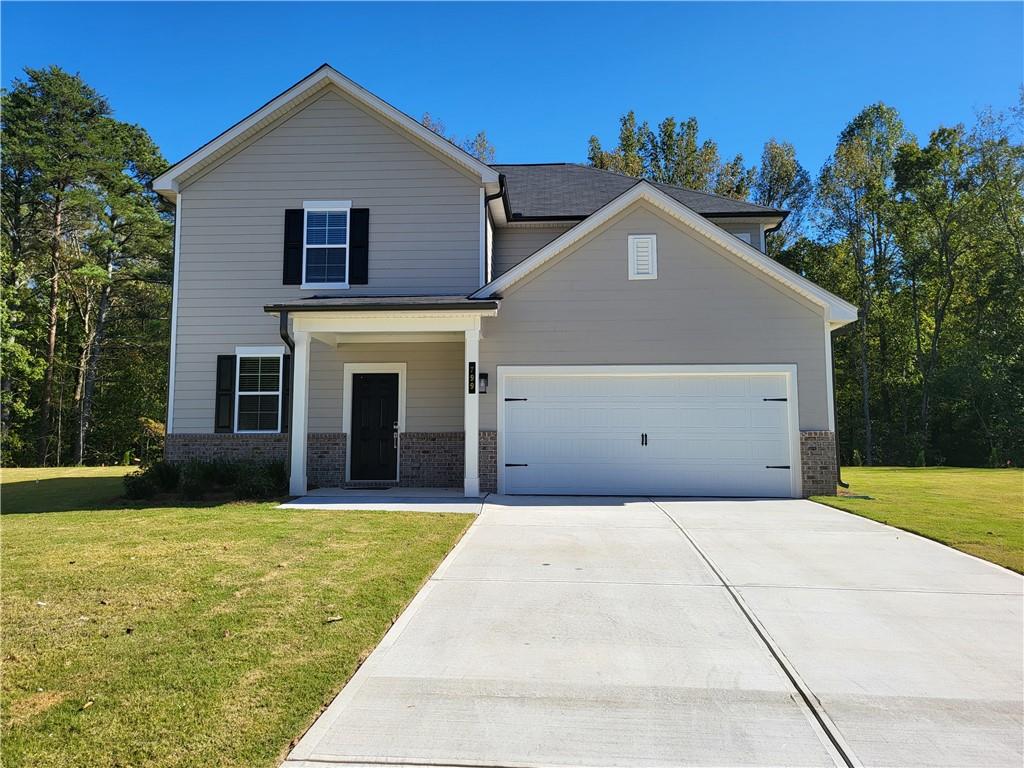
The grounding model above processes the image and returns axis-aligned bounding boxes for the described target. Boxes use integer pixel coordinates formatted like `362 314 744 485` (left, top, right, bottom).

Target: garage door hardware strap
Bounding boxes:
504 397 528 402
505 463 528 467
765 465 791 469
763 397 788 401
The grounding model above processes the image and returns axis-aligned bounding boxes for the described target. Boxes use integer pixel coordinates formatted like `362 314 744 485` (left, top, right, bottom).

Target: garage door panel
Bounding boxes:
501 370 796 497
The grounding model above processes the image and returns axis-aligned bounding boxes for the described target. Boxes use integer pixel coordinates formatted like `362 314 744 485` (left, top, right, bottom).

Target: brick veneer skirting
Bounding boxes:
168 431 494 492
398 432 464 488
479 430 497 493
800 430 837 497
164 432 344 489
395 431 497 492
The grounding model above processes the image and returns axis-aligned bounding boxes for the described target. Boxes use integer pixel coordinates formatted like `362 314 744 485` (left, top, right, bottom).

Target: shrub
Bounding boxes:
207 458 240 486
233 461 288 500
851 449 863 467
149 460 180 492
123 471 157 499
178 460 216 500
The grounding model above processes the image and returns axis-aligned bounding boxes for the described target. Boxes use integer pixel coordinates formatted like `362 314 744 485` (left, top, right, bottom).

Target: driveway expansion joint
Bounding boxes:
649 498 861 768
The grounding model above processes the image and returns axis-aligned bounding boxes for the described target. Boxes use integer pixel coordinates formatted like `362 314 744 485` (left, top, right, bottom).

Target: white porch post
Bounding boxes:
289 330 310 495
464 326 480 497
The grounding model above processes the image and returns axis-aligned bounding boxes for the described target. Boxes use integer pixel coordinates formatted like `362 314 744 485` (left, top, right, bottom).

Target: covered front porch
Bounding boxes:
266 297 499 498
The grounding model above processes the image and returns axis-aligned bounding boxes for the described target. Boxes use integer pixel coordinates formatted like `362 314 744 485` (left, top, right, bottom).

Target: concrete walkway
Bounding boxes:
283 497 1023 768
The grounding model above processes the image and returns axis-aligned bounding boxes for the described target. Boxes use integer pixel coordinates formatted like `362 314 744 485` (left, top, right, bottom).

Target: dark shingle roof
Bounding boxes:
491 163 785 221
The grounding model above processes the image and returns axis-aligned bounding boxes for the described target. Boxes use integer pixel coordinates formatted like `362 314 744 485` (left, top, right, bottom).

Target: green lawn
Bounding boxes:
2 465 134 514
812 466 1024 573
0 468 472 768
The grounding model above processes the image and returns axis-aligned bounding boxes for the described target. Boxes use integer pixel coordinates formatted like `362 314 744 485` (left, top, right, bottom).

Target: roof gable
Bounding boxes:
153 65 499 201
472 181 857 326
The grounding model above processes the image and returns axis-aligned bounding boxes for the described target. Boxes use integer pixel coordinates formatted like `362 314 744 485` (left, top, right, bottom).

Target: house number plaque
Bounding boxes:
468 362 476 394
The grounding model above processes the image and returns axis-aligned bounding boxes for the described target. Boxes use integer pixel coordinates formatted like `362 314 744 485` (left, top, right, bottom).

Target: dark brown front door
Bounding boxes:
350 373 399 481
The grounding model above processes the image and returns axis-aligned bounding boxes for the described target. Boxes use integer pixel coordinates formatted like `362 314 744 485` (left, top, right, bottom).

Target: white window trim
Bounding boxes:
301 200 352 290
735 231 753 244
234 348 285 434
627 234 658 280
342 363 407 483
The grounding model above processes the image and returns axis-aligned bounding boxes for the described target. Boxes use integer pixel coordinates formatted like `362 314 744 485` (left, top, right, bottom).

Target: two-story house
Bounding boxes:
154 64 857 498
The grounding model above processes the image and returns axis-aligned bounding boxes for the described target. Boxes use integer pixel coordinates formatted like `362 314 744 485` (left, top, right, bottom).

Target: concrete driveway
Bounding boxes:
284 497 1023 768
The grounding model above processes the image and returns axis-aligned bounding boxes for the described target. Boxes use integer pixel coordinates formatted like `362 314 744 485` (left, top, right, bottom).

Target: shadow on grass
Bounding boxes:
1 477 285 515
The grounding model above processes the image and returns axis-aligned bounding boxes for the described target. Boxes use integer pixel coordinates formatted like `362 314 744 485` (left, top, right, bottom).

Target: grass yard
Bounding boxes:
813 466 1024 573
0 468 472 768
2 465 134 514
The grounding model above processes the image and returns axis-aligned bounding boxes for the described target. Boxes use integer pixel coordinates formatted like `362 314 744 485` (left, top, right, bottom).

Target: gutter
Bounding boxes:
483 174 507 283
279 311 294 485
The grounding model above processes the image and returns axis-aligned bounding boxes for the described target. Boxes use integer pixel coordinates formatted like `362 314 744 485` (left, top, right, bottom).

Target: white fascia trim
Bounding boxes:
235 345 286 356
304 200 352 209
342 362 407 483
478 187 486 288
153 66 498 199
472 181 859 325
495 364 801 498
166 191 183 434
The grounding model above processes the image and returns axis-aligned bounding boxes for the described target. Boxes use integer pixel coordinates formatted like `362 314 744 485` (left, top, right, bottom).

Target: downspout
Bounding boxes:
482 174 506 284
279 311 294 482
831 317 859 489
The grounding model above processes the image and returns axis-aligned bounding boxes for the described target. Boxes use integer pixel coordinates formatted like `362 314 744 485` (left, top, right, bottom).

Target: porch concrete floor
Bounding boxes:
280 487 482 513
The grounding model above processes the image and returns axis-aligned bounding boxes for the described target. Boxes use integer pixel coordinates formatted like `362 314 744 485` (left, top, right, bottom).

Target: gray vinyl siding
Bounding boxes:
478 202 830 430
171 88 481 433
308 340 464 432
492 225 573 277
714 221 764 250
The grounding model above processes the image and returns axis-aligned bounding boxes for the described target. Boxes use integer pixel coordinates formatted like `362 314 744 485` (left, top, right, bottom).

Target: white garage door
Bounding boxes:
500 367 798 497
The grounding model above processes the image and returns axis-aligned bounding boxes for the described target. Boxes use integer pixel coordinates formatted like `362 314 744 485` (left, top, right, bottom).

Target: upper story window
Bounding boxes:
627 234 658 280
303 201 351 287
236 353 282 432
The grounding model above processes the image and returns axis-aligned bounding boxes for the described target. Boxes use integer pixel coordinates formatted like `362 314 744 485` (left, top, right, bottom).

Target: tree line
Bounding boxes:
2 67 172 466
588 101 1024 466
2 66 1021 467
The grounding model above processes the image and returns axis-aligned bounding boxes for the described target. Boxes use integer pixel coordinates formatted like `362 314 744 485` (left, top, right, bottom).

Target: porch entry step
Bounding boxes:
343 481 394 490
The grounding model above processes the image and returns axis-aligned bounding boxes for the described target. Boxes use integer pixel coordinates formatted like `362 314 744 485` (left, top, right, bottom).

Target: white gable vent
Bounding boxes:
628 234 658 280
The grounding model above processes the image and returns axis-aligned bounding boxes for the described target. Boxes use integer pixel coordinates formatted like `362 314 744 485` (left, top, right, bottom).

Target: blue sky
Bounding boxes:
2 2 1021 176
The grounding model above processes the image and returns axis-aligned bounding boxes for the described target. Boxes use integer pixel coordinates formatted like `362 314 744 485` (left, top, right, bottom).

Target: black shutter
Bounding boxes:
280 354 291 433
349 208 369 284
283 209 304 285
214 355 236 433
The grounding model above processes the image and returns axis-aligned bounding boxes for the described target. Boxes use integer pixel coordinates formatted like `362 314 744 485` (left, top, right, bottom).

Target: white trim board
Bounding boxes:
153 65 499 200
495 364 801 498
472 181 858 327
342 363 407 483
166 192 183 434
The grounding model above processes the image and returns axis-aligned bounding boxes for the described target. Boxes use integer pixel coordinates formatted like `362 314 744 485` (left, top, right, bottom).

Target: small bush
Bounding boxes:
233 461 288 500
178 460 216 500
149 460 180 492
851 449 863 467
124 471 157 499
207 458 239 486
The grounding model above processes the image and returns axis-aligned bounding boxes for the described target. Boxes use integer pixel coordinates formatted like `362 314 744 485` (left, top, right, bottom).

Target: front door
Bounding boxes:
350 373 400 481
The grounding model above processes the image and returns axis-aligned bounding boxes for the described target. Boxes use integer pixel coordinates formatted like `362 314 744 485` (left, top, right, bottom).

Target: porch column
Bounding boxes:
289 330 310 495
464 327 480 497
